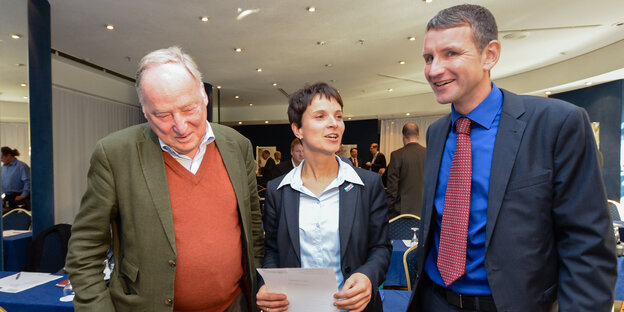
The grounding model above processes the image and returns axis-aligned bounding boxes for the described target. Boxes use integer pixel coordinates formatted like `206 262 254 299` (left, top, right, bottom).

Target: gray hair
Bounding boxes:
135 46 203 105
426 4 498 52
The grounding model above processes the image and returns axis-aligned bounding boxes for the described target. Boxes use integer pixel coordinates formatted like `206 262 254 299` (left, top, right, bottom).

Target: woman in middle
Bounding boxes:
256 82 391 312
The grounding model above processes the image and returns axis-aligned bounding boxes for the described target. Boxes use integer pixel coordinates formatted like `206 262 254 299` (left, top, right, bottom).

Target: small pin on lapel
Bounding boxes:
344 183 354 192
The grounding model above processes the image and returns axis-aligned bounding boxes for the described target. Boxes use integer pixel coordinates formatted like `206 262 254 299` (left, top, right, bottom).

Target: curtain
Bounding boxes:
380 114 446 163
0 122 30 166
52 86 145 224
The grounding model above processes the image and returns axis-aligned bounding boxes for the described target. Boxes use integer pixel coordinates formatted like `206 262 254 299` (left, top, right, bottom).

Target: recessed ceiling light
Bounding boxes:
408 36 416 41
15 63 25 67
200 16 209 23
317 41 326 46
234 48 242 53
423 0 433 3
256 68 262 72
10 34 22 39
348 117 352 120
545 91 552 95
20 83 27 87
306 6 316 12
23 96 28 99
265 120 269 124
330 79 336 83
503 32 527 40
399 60 406 65
387 88 393 92
272 83 277 86
585 81 593 86
216 85 222 89
238 121 243 125
105 24 114 30
324 64 333 67
234 95 240 99
613 22 624 27
249 103 253 106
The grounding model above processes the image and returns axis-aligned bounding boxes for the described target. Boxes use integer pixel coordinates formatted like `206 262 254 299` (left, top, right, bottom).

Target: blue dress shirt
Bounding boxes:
424 83 503 295
1 158 31 197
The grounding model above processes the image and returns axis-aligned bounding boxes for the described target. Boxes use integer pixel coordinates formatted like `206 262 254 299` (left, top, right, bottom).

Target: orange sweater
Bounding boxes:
163 143 243 312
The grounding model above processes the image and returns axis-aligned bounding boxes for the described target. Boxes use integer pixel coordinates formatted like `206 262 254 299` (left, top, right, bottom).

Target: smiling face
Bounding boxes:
422 25 499 114
291 95 344 158
140 62 208 158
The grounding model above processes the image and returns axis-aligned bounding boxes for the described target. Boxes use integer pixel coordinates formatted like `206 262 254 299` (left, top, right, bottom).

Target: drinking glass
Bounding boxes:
410 227 419 247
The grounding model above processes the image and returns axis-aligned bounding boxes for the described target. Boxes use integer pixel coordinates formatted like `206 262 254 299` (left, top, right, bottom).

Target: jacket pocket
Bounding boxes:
506 172 551 192
540 283 557 305
120 258 139 295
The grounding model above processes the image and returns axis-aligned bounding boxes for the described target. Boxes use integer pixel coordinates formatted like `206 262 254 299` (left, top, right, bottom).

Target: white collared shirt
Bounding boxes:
159 121 215 174
278 156 364 290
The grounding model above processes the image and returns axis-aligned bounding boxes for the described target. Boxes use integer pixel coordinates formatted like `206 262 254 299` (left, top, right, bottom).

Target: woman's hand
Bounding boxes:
333 273 372 312
256 285 289 312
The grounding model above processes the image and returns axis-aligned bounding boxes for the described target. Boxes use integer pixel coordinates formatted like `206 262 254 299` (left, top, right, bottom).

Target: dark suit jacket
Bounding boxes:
348 156 364 168
275 159 294 176
366 152 386 173
386 142 426 218
261 157 277 180
66 123 264 312
262 167 392 311
407 90 616 312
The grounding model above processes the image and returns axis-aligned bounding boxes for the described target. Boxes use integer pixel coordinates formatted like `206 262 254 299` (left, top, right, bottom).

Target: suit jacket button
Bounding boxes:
168 260 176 267
345 267 351 274
165 298 173 306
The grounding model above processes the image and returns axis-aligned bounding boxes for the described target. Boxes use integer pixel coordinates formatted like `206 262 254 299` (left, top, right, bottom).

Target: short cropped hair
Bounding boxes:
288 82 343 128
290 138 302 151
135 46 203 105
402 123 420 138
350 148 357 153
426 4 498 52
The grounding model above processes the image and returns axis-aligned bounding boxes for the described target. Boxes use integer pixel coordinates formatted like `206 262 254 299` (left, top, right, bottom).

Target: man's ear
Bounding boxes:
482 40 501 71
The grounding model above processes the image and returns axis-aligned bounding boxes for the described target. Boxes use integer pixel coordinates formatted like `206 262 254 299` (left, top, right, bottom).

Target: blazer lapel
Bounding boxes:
339 181 359 262
485 90 527 247
137 125 176 253
282 185 302 263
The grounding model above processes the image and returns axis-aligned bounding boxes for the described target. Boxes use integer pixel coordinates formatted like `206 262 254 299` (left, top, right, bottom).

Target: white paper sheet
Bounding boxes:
0 272 63 293
258 268 339 312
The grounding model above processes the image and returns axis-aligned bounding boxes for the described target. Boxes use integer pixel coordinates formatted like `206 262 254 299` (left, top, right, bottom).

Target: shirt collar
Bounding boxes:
158 121 215 158
278 155 364 190
451 83 503 130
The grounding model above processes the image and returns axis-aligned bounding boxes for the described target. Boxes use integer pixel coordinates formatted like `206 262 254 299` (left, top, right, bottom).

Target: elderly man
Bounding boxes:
66 46 264 312
407 4 616 312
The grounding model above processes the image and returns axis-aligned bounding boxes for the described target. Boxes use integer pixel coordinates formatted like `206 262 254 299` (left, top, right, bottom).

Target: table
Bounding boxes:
0 271 73 312
3 231 32 271
381 289 411 311
385 240 409 287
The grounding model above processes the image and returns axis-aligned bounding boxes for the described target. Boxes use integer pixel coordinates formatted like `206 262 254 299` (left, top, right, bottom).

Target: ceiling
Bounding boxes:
2 0 624 123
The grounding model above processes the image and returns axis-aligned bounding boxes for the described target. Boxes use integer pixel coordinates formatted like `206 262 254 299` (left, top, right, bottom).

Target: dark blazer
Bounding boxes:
407 90 616 312
386 142 426 218
275 159 294 176
262 166 392 311
261 157 277 180
348 156 364 168
366 152 386 173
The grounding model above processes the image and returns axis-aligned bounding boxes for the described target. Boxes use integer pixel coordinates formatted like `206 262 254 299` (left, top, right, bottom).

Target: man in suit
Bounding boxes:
66 46 264 312
275 138 304 176
364 143 386 174
259 149 277 184
348 147 364 168
386 123 426 218
408 5 616 312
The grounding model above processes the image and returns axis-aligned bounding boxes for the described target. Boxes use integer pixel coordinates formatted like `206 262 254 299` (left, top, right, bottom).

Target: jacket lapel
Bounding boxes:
282 185 302 263
485 90 526 247
137 125 177 253
339 181 359 262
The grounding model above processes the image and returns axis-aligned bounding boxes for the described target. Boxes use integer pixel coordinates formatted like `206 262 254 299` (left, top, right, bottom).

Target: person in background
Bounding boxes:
275 138 304 176
257 82 391 312
408 4 616 311
273 151 282 165
386 123 426 218
259 150 277 183
66 46 264 312
348 147 363 168
364 143 386 175
1 146 31 211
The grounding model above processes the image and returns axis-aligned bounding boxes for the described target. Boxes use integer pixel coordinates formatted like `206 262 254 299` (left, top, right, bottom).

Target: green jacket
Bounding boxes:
66 123 264 311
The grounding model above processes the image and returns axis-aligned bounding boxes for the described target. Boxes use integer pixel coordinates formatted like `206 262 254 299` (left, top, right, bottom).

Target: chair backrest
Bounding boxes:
608 200 621 221
2 208 32 230
403 244 418 290
388 214 421 240
25 224 72 273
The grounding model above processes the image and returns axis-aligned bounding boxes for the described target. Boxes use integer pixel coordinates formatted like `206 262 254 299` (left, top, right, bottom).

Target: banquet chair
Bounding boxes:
403 244 418 291
608 200 621 221
25 224 72 273
388 214 421 240
2 208 32 230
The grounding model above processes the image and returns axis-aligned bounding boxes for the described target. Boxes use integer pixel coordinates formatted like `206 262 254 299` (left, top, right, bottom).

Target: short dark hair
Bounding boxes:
290 138 302 151
350 148 357 153
427 4 498 52
288 82 343 128
1 146 19 157
402 123 420 137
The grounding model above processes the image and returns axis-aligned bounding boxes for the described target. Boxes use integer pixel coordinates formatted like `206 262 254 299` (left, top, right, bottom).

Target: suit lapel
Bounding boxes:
339 181 359 262
137 125 177 253
282 185 302 263
485 90 527 247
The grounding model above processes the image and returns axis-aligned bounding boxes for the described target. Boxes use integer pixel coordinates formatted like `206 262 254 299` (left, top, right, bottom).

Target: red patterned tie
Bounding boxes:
438 117 473 286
